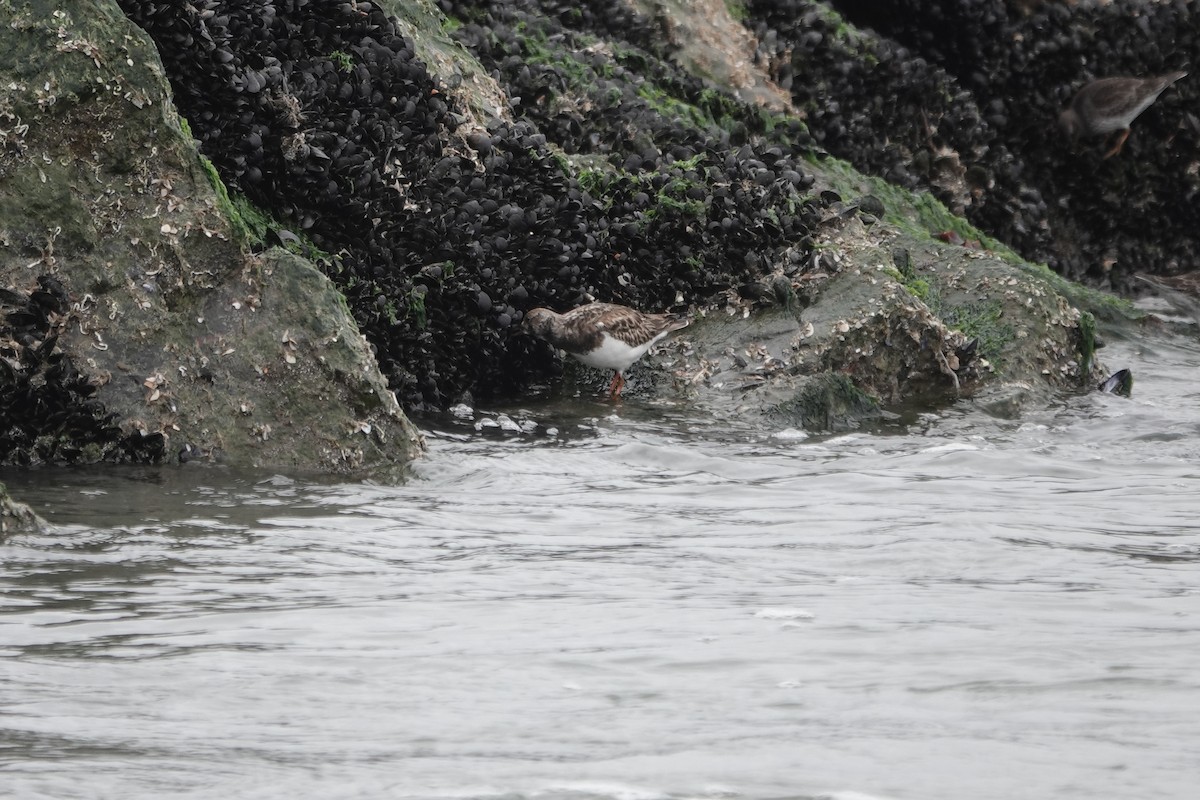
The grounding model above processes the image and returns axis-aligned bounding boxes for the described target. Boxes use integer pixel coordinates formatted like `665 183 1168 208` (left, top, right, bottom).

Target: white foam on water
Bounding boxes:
918 441 979 453
537 782 670 800
753 607 815 620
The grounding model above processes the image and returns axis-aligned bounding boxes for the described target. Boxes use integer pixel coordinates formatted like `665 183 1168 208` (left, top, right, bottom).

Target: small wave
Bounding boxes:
753 607 815 621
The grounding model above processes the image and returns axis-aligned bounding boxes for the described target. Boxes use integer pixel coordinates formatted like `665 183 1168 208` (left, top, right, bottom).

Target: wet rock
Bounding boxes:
27 0 1114 435
636 213 1105 430
0 2 422 473
0 483 43 536
110 0 837 408
786 0 1198 292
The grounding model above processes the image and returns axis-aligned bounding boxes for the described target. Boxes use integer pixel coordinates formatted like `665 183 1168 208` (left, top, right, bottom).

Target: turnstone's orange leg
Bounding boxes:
1103 128 1131 159
607 372 625 399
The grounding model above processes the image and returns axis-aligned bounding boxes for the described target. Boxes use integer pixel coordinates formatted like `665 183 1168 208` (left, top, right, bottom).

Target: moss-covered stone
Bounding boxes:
0 0 422 473
772 373 880 431
2 0 1130 453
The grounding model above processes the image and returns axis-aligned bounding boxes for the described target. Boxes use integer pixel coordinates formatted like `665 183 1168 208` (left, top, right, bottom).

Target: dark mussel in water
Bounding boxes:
1098 368 1133 397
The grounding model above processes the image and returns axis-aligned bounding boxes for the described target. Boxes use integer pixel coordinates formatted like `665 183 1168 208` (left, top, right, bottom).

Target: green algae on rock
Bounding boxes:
0 0 422 472
3 0 1127 449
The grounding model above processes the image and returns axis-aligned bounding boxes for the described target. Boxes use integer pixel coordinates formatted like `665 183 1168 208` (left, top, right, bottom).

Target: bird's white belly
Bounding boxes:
572 333 658 371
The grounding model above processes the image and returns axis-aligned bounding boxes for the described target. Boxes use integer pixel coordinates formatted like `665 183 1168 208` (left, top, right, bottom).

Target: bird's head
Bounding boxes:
522 307 554 338
1058 108 1081 140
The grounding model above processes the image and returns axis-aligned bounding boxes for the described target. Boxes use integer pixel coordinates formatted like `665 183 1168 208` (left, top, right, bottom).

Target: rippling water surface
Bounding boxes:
3 333 1199 800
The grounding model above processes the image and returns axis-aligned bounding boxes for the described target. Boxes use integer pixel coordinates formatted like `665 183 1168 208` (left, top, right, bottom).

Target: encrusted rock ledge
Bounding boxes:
0 0 422 472
575 206 1105 432
2 0 1130 476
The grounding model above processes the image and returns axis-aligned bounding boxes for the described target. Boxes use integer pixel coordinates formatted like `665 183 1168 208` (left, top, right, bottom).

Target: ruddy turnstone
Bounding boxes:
1059 71 1187 158
523 302 690 398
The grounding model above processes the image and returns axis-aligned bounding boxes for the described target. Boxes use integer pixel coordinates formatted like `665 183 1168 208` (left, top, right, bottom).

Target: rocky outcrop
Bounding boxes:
104 0 1110 422
569 166 1104 430
436 0 1110 422
0 0 422 472
747 0 1198 292
1 0 1128 472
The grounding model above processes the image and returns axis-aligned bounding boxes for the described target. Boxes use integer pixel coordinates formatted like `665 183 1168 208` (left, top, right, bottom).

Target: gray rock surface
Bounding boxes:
0 0 423 472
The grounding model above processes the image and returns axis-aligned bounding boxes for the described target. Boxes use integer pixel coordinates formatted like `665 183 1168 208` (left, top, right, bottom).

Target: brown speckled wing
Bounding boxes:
566 303 687 349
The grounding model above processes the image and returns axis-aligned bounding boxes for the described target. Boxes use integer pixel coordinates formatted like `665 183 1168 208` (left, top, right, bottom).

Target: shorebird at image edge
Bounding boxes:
1059 71 1188 158
523 302 690 399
